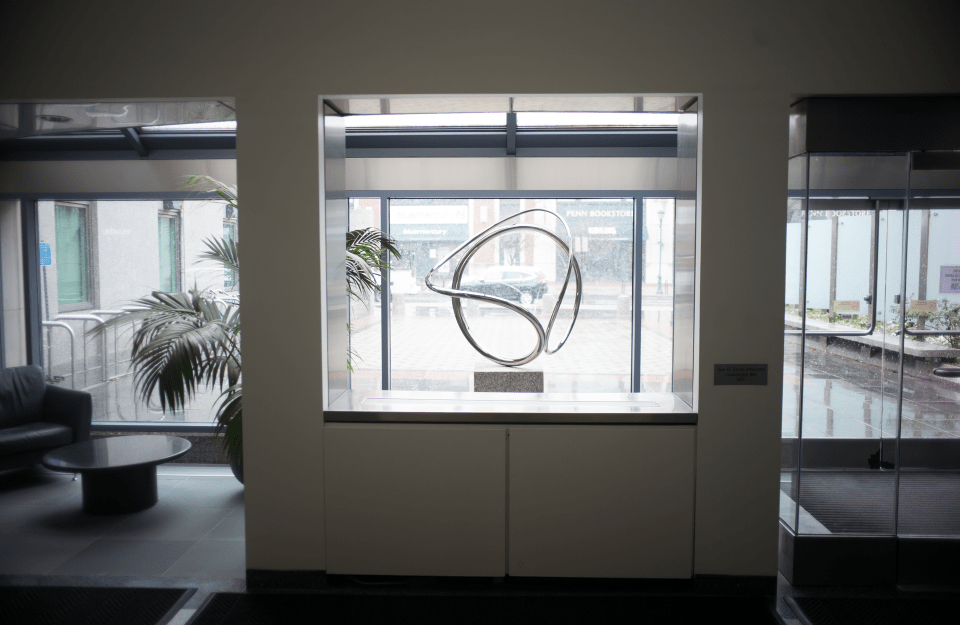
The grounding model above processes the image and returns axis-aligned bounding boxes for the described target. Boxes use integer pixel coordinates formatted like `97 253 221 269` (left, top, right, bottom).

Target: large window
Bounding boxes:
37 197 234 423
348 195 675 394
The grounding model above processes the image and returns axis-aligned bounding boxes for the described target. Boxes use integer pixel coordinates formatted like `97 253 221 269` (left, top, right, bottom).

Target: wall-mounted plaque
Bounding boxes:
714 364 768 386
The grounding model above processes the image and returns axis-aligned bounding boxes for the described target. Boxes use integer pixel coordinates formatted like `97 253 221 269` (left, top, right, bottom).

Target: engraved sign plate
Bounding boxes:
910 300 938 313
714 364 768 386
834 300 861 313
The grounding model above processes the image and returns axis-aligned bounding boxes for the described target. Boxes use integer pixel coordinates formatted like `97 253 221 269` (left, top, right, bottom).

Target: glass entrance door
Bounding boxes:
782 152 960 542
895 177 960 538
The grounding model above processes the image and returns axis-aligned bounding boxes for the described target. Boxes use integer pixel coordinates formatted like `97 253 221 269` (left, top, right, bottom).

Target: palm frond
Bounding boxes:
183 175 238 210
197 236 240 278
346 227 400 302
91 289 239 414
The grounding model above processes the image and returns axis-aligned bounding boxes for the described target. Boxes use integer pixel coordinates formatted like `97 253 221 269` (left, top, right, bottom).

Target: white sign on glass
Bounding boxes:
941 265 960 294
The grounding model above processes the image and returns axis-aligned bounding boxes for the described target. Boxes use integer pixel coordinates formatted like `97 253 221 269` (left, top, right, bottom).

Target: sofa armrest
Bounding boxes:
42 385 92 443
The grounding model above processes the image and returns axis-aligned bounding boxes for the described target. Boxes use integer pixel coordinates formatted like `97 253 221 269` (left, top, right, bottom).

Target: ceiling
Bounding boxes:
0 99 236 140
0 95 694 141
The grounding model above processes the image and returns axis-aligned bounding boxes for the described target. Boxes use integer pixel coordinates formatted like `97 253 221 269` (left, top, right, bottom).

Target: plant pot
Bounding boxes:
230 454 244 484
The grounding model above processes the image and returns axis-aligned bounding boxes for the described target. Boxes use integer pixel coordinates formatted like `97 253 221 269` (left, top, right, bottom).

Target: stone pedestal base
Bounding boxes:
473 359 544 393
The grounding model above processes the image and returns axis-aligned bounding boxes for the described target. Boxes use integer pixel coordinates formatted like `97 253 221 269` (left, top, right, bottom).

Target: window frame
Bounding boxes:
348 190 677 394
158 200 182 293
53 200 96 312
222 219 238 289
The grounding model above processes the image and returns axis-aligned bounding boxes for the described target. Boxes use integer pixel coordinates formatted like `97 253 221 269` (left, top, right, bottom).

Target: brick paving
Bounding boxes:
349 299 674 393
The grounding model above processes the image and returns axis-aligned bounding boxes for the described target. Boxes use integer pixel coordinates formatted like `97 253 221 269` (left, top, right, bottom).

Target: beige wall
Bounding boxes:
1 0 958 576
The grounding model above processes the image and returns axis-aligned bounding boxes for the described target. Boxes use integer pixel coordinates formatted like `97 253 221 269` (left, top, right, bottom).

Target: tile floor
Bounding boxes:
1 462 954 625
0 463 246 624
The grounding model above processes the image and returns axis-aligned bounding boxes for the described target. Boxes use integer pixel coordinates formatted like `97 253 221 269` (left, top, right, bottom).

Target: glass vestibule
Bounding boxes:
781 152 960 538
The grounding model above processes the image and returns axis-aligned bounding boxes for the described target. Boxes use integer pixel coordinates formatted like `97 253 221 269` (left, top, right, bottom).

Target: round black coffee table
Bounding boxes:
42 435 192 514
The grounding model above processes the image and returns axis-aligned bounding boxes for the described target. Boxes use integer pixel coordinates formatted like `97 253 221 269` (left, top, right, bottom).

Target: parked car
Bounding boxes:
459 266 547 304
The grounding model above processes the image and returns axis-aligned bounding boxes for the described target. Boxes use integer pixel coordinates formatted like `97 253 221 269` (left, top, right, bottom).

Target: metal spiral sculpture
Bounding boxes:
425 208 582 367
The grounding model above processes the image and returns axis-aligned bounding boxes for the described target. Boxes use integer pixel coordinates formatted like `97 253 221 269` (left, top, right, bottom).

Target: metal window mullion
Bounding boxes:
0 210 4 368
632 197 643 392
21 200 42 367
893 153 912 537
794 153 811 534
381 195 391 391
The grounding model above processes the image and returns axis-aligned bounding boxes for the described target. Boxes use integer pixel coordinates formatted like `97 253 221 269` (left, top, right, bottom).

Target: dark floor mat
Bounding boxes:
0 586 193 625
787 596 960 625
191 592 778 625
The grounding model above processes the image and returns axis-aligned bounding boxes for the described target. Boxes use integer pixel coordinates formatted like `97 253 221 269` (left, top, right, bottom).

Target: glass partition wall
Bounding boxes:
36 198 238 423
781 153 960 552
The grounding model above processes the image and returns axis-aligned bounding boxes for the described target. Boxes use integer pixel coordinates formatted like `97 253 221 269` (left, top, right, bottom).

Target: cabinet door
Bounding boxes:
325 425 506 576
509 426 695 578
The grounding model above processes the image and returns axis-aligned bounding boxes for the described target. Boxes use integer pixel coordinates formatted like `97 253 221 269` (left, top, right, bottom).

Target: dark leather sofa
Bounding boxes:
0 365 92 472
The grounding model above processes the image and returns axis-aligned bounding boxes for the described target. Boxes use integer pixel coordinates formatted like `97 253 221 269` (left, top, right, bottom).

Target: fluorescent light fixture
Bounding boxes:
344 113 506 128
140 121 237 132
344 111 680 129
517 112 679 127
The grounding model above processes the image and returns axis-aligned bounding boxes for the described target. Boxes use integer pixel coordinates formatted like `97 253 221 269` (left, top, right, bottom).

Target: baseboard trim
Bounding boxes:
245 569 327 591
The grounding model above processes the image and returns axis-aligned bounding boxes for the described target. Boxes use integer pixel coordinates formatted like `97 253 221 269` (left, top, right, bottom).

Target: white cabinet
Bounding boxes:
323 424 696 578
508 426 696 578
324 425 506 576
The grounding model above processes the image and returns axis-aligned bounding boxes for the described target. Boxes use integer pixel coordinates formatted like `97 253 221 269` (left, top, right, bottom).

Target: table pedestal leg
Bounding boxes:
81 465 158 515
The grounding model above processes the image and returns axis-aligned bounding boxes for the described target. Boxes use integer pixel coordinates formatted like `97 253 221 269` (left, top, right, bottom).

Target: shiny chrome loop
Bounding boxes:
425 209 582 367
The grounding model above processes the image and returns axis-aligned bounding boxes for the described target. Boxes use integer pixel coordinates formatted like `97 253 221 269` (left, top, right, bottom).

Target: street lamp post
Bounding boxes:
656 208 665 295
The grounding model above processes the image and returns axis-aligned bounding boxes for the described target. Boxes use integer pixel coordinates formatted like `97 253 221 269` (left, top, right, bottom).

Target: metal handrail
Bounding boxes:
41 321 75 389
53 313 105 382
89 310 130 378
904 327 960 337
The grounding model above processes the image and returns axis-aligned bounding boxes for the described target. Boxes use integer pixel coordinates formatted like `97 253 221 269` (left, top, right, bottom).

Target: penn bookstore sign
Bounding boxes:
391 205 469 242
561 205 634 241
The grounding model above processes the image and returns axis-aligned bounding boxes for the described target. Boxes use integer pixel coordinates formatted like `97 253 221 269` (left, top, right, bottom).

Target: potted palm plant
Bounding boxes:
94 177 399 482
